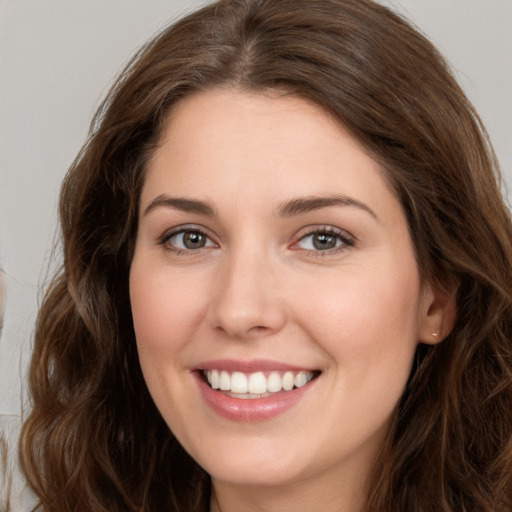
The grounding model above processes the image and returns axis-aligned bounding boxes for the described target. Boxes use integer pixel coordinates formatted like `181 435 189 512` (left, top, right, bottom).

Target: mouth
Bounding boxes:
201 369 320 399
195 362 322 421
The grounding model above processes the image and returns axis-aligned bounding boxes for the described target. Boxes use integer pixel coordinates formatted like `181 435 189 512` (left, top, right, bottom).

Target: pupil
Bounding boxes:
184 231 205 249
313 233 336 250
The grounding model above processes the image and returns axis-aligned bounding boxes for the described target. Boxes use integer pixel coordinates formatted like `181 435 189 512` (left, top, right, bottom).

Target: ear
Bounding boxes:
418 281 457 345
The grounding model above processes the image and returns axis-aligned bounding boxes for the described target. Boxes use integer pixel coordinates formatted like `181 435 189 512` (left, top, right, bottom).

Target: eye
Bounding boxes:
293 227 354 253
160 227 216 252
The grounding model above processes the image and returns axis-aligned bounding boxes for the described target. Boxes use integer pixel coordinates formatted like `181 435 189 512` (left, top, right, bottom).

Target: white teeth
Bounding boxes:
294 371 308 388
210 370 220 389
231 372 248 393
248 372 267 394
204 369 315 396
282 371 294 391
267 371 282 392
219 370 230 391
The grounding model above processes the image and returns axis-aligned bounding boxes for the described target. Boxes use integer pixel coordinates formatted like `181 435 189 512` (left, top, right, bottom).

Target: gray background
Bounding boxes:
1 1 511 509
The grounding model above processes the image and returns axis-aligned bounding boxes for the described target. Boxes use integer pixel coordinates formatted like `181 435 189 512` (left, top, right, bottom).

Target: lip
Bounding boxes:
193 359 319 422
196 358 317 373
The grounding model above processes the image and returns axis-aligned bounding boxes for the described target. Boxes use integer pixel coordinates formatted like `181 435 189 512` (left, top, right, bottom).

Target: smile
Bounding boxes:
195 362 321 421
203 370 316 398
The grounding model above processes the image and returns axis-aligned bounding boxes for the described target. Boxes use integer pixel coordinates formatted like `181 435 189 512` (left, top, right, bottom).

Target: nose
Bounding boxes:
208 246 287 340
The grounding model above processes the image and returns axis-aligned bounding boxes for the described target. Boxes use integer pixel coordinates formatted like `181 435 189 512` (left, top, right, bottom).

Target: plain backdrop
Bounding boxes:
1 0 511 509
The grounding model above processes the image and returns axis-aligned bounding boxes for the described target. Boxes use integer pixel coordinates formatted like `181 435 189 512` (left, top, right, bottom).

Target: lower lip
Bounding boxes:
195 372 316 422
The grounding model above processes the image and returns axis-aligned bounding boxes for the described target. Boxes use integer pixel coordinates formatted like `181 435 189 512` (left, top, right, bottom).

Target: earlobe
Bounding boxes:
419 282 457 345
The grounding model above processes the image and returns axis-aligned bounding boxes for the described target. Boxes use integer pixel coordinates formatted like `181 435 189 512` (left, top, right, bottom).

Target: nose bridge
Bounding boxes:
209 239 285 339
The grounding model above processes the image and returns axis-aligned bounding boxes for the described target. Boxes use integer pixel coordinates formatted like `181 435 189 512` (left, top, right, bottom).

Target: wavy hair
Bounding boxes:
19 0 512 510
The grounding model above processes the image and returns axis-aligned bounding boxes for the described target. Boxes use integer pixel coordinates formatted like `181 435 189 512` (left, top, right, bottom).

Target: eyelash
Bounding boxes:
157 225 355 256
292 226 355 257
158 225 216 256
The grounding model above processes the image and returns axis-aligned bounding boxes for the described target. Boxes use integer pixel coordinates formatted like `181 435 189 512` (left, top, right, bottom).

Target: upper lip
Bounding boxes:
195 359 319 373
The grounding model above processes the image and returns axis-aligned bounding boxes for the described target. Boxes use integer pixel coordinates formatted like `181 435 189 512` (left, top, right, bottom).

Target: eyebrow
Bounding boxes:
143 193 377 220
278 195 378 220
143 195 216 217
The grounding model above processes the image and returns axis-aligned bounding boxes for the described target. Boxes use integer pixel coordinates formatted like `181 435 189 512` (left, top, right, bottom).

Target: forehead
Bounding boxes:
141 88 399 221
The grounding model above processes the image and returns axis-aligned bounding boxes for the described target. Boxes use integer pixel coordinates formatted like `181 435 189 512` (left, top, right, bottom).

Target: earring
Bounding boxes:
431 330 440 341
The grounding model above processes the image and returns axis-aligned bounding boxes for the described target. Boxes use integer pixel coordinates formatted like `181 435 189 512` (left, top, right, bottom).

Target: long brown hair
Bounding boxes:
19 0 512 510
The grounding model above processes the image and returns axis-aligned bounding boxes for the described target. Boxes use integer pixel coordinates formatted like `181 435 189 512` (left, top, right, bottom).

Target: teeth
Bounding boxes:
210 370 220 389
231 372 248 393
248 372 267 394
294 372 308 388
267 372 282 392
219 370 230 391
282 372 294 391
204 369 315 396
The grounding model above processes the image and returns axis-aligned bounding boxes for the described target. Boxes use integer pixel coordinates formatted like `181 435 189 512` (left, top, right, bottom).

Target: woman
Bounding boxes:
19 0 512 510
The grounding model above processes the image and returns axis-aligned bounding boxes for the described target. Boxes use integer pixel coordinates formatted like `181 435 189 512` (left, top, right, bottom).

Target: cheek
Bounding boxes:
129 263 208 363
292 260 422 379
129 262 209 429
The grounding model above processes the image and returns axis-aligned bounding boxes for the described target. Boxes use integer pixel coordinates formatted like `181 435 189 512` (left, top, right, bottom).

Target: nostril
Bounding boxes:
211 313 283 340
250 325 271 333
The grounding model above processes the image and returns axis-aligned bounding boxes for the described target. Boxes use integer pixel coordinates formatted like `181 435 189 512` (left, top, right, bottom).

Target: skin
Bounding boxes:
130 88 453 512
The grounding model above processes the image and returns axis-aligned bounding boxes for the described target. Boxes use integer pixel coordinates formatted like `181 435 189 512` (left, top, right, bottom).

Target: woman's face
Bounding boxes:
130 89 445 501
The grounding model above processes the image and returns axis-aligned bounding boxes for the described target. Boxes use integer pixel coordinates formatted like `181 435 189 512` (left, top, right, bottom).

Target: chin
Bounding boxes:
191 436 310 488
208 459 304 489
